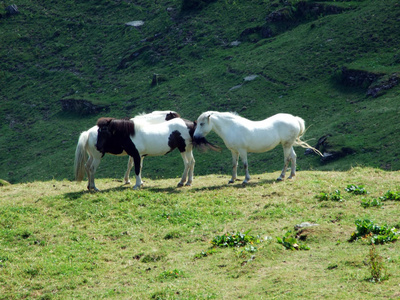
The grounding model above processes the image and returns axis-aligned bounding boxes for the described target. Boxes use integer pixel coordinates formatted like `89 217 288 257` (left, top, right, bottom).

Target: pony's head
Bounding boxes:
95 117 135 155
193 113 213 140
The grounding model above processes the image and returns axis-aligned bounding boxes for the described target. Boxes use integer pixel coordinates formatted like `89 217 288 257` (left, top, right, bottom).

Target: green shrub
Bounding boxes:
345 184 368 195
366 244 389 283
211 230 261 248
361 198 384 208
316 190 343 201
349 219 399 244
276 231 310 250
383 190 400 201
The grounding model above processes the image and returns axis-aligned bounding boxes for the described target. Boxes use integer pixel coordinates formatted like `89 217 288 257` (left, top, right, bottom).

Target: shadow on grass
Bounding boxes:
64 177 281 199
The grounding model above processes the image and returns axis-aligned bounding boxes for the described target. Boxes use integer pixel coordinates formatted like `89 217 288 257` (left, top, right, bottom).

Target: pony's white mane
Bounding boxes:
200 111 240 121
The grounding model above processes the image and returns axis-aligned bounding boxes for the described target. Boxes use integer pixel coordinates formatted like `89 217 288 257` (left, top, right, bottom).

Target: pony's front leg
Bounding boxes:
133 175 142 190
229 151 239 184
131 153 144 190
124 157 134 184
186 151 195 186
179 150 195 187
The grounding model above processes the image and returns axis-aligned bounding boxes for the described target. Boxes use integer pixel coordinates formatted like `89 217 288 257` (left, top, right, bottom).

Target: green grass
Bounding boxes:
1 0 400 183
1 168 400 299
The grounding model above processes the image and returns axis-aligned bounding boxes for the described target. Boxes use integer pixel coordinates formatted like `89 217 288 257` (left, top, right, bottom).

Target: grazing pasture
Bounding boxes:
1 168 400 299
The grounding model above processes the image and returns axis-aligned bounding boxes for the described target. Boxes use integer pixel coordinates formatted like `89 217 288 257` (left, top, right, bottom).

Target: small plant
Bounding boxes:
211 230 261 248
345 184 368 195
361 198 384 208
193 248 217 259
366 244 389 283
157 269 184 281
383 190 400 201
349 219 399 244
164 230 181 240
276 231 310 250
316 190 343 201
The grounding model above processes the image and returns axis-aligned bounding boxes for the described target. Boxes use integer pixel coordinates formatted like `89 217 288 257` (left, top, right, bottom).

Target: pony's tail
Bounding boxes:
74 131 88 181
295 116 323 157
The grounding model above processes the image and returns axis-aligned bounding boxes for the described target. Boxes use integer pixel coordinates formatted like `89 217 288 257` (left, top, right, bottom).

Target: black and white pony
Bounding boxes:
74 111 180 191
96 117 215 190
193 111 322 184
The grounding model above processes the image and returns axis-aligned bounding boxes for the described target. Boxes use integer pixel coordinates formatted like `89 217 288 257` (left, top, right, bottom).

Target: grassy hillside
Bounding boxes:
1 169 400 298
1 0 400 183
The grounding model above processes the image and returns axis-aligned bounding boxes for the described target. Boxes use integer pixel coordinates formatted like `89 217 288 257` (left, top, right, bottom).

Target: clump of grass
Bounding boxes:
211 230 261 248
345 184 368 195
316 190 343 201
383 190 400 201
157 269 184 281
193 248 217 259
349 219 399 244
141 253 166 263
276 231 310 250
366 244 389 283
0 179 11 186
164 230 182 240
361 198 384 208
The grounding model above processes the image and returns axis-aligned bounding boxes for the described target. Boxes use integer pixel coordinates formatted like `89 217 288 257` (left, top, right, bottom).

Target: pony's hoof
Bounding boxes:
133 185 141 190
228 180 235 184
124 180 131 185
177 182 184 187
276 177 284 181
185 182 192 186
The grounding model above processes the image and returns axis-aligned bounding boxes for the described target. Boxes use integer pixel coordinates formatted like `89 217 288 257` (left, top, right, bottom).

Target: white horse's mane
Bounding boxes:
201 111 239 120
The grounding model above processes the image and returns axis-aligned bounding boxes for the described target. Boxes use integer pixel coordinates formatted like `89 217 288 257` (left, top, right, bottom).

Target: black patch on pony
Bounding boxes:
165 111 181 121
95 117 135 157
97 117 135 136
168 130 186 153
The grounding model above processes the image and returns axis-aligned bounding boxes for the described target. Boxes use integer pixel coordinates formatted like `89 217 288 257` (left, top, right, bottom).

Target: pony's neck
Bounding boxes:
210 112 233 138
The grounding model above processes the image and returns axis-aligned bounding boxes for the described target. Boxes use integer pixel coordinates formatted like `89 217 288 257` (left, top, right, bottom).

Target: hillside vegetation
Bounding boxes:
1 0 400 183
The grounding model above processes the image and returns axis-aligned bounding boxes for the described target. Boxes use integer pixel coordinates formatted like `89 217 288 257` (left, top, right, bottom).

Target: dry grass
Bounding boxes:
1 168 400 299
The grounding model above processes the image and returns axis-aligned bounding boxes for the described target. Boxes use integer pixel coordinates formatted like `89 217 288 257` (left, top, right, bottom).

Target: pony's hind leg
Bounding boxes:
229 151 240 184
278 145 296 181
86 157 101 191
239 150 251 184
124 157 134 184
287 147 297 179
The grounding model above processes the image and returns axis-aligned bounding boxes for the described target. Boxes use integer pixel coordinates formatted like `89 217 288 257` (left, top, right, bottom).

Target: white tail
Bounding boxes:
295 116 323 156
74 131 88 181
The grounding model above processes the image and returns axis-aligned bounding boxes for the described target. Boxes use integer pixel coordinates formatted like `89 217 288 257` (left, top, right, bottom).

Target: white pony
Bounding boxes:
74 111 179 191
193 111 321 184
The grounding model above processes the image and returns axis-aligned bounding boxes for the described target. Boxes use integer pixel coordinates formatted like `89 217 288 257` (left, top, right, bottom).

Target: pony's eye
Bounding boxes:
200 123 204 126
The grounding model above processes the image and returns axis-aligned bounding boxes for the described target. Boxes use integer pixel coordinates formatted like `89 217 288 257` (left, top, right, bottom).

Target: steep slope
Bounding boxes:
1 0 399 183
